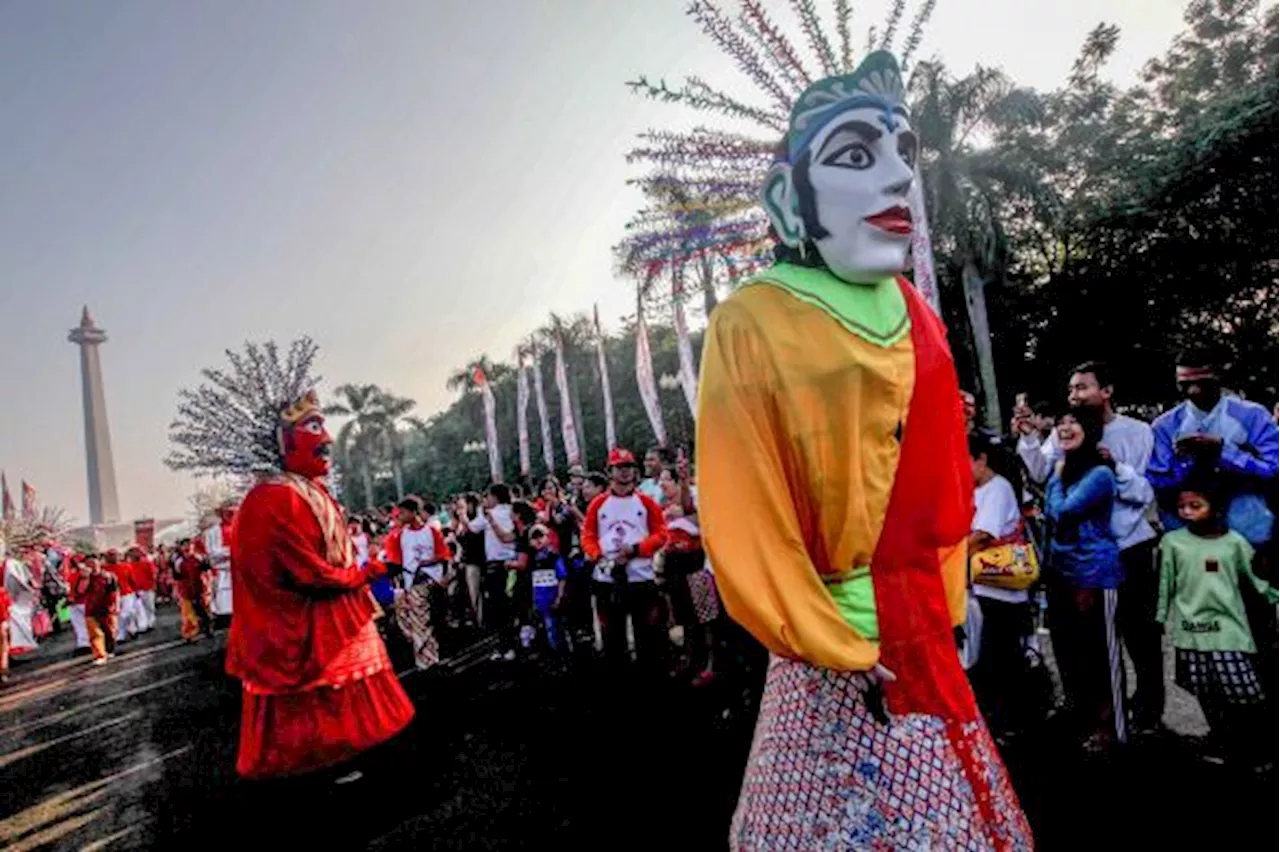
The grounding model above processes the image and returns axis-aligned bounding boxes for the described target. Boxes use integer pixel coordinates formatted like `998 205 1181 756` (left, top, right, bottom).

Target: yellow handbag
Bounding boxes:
969 525 1040 592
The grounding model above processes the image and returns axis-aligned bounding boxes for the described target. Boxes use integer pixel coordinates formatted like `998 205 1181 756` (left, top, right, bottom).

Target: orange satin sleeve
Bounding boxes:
697 295 881 672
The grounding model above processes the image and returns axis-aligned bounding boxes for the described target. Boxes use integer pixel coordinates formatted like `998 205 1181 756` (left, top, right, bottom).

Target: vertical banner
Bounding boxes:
594 304 617 450
907 176 940 315
634 290 667 446
134 518 156 551
473 366 503 483
671 268 699 417
516 352 532 477
531 352 556 473
1 473 14 521
21 480 36 520
553 332 582 466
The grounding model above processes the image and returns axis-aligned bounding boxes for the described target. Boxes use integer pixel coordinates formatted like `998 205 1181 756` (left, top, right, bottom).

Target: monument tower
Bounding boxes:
68 306 121 524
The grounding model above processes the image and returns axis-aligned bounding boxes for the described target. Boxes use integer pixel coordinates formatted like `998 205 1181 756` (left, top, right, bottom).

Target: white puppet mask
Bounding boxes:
762 51 918 285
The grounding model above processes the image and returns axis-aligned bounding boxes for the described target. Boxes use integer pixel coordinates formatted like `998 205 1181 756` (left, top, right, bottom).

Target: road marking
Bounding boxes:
0 654 195 715
2 638 189 688
79 823 141 851
0 712 142 770
3 806 108 852
0 673 196 738
0 746 190 847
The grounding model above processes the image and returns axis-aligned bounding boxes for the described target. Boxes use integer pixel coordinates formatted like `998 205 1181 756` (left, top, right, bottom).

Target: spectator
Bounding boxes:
638 446 671 503
1157 478 1277 770
1044 407 1127 751
537 476 579 558
966 432 1034 735
386 495 451 670
1149 348 1279 547
452 494 487 628
469 483 519 662
1013 361 1163 732
659 466 718 686
582 448 668 671
527 523 568 655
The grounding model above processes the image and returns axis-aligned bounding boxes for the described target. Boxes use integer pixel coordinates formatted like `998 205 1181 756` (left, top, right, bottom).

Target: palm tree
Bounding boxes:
324 383 389 509
908 61 1050 430
373 391 416 501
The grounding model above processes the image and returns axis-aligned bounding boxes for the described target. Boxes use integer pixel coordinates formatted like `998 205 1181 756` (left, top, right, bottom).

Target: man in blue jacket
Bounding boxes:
1149 348 1279 547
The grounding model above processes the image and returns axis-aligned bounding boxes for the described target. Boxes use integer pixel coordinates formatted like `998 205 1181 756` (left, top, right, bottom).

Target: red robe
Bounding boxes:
227 475 414 779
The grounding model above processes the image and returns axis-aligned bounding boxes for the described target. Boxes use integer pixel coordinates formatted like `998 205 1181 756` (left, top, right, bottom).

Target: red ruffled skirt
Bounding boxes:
236 620 414 779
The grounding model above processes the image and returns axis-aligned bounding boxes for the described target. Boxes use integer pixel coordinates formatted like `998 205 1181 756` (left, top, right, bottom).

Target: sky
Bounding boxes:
0 0 1191 524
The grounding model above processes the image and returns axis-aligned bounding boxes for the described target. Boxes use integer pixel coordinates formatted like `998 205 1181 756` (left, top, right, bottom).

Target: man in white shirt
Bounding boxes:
637 446 670 504
582 448 668 670
468 484 518 661
1011 360 1164 731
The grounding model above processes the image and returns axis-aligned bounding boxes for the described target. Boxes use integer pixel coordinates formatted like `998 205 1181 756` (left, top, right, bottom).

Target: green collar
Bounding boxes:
747 263 909 347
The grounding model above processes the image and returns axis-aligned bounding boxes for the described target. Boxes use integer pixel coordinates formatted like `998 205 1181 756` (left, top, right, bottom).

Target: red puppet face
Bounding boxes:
281 412 333 479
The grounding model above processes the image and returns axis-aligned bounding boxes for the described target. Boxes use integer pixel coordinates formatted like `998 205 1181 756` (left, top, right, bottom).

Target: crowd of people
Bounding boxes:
350 445 731 688
3 347 1275 786
0 543 166 676
0 511 237 678
963 349 1278 771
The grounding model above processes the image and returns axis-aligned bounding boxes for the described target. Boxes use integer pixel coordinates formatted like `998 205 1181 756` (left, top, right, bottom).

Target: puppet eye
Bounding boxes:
300 419 324 435
821 142 874 170
898 132 919 170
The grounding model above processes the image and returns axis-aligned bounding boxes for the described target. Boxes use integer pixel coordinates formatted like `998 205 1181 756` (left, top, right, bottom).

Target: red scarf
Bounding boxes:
871 279 977 722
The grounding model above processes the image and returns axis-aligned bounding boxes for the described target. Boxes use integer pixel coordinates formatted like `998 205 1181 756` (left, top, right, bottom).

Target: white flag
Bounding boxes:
594 304 617 450
634 293 666 446
531 352 556 473
907 176 940 315
473 366 503 483
553 332 581 466
516 354 531 477
672 268 698 417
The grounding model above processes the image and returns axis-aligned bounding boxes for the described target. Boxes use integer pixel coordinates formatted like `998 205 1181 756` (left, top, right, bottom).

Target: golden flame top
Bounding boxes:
279 390 321 425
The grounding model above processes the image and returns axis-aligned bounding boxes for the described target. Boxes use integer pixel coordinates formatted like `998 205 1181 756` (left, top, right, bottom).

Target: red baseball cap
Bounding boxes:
607 448 638 468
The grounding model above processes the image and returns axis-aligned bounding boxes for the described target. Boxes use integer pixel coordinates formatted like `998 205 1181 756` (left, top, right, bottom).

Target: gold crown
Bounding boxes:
279 390 321 425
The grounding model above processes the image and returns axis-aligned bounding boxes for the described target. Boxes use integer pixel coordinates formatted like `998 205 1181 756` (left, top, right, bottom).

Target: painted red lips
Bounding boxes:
864 206 913 236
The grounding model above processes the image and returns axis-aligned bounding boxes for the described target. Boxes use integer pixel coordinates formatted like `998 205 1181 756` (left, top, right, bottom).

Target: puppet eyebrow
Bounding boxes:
815 120 882 159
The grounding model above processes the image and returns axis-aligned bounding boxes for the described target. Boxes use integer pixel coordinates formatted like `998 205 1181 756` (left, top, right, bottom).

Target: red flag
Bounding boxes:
21 480 36 520
1 473 14 521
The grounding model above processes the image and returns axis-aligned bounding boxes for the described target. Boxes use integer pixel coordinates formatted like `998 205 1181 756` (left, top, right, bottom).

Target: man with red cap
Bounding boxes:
165 338 413 782
581 448 668 670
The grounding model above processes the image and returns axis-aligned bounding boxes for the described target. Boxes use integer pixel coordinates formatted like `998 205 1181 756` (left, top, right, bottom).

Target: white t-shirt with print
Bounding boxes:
592 493 658 583
971 474 1028 603
400 524 445 584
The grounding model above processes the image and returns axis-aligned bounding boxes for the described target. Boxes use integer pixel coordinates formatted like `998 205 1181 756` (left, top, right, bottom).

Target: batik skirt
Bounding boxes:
730 655 1034 852
395 584 440 671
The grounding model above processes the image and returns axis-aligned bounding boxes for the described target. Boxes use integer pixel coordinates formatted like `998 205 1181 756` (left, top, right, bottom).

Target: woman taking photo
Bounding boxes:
1044 407 1125 752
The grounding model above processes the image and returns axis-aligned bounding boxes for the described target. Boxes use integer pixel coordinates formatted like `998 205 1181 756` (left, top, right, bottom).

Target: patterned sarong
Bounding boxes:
731 655 1034 851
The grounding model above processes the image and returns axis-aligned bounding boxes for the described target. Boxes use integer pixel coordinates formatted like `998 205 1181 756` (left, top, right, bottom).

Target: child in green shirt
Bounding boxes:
1157 480 1278 770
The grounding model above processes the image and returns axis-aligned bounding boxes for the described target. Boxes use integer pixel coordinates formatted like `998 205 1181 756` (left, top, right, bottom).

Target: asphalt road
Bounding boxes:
2 606 1275 851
